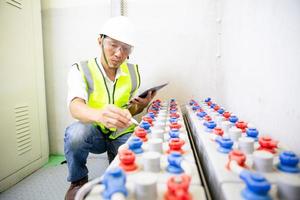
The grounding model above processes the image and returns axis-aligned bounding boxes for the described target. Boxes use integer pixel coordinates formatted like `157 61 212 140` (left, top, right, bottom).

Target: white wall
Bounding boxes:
217 0 300 153
127 0 218 103
42 0 111 154
42 0 217 154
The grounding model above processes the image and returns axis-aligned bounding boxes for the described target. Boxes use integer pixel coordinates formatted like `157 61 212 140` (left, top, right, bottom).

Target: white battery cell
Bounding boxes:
238 137 255 154
142 152 161 172
221 121 232 137
229 127 242 142
151 128 165 141
277 174 300 200
253 150 274 172
134 172 158 200
148 138 163 153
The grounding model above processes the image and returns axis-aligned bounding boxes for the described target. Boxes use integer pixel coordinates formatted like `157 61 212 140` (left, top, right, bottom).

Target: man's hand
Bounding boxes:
92 104 132 129
129 91 157 115
130 90 156 108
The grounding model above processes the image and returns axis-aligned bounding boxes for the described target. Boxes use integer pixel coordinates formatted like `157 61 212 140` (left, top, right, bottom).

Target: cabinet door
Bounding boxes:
0 0 43 181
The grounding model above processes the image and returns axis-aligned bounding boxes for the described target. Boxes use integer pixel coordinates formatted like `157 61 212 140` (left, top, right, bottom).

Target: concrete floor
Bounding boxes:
0 154 109 200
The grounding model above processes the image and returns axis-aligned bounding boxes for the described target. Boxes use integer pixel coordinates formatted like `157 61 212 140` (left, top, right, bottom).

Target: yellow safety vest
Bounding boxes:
77 58 140 139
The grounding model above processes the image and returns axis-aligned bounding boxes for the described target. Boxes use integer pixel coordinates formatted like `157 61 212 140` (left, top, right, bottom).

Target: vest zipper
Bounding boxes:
112 79 118 104
136 64 141 88
95 58 111 104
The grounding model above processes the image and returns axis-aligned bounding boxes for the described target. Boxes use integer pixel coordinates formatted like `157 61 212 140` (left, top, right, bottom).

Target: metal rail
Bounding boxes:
183 112 212 200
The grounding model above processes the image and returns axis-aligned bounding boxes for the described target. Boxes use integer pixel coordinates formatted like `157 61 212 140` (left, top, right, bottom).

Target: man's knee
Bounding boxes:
64 122 94 151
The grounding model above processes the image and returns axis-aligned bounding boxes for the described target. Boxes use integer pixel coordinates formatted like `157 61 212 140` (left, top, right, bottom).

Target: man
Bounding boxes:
64 16 155 200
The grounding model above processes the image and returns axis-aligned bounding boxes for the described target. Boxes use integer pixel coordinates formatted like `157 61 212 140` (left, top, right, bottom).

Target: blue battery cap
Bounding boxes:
210 103 216 108
229 115 239 123
217 108 225 114
240 170 271 200
102 167 128 200
152 106 159 111
189 100 195 106
197 111 207 118
205 121 217 132
140 121 151 131
246 128 259 141
192 105 201 111
216 136 233 153
205 97 211 102
206 121 217 129
169 109 178 114
169 117 179 123
167 152 183 174
147 112 156 119
169 129 180 139
128 137 143 154
277 151 300 173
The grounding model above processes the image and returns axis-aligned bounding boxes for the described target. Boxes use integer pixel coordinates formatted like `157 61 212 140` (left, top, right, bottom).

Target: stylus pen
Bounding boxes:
131 118 139 126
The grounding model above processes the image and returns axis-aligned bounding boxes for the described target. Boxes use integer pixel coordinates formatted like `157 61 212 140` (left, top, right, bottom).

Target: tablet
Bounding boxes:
138 82 169 98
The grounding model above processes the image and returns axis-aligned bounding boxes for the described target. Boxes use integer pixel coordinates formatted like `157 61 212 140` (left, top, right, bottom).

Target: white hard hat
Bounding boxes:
100 16 136 47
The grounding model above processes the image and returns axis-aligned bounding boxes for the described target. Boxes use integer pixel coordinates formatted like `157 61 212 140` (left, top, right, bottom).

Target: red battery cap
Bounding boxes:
165 175 192 200
169 122 182 130
134 128 147 142
142 116 153 126
119 149 138 172
223 111 231 119
236 121 248 133
213 127 224 136
168 138 185 154
257 136 278 154
204 115 212 122
214 105 220 111
226 149 248 170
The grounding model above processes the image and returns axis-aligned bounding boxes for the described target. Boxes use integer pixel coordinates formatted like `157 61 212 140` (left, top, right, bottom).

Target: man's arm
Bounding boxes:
70 97 132 129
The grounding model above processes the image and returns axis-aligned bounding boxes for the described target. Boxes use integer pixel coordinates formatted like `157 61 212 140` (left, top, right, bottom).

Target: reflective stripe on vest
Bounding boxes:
80 61 94 95
78 58 140 139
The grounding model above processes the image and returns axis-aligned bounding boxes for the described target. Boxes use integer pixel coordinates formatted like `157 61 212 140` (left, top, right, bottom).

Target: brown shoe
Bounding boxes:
65 176 88 200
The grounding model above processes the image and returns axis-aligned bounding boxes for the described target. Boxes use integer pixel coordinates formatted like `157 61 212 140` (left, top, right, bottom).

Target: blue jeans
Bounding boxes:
64 121 131 182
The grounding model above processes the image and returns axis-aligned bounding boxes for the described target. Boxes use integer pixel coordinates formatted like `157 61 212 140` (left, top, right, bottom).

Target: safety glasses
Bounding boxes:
104 37 133 55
